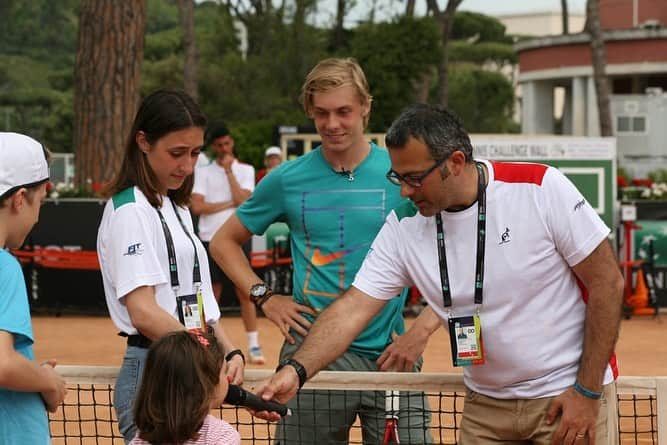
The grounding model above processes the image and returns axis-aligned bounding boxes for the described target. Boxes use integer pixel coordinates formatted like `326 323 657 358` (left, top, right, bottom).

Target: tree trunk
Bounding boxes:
177 0 198 101
430 0 463 107
405 0 416 17
331 0 346 50
73 0 146 188
586 0 613 136
561 0 570 34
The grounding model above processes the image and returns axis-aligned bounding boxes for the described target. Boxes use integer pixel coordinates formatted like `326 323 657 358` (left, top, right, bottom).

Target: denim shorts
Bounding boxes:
114 346 148 444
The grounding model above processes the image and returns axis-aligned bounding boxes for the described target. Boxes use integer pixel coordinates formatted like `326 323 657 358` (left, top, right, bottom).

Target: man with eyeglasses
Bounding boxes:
211 59 434 444
255 104 624 445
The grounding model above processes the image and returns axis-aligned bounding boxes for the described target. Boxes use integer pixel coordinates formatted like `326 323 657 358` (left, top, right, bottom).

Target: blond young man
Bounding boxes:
0 133 68 443
211 59 434 443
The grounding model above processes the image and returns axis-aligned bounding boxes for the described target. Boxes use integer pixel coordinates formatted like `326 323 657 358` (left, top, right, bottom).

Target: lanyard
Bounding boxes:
156 199 201 291
435 162 487 309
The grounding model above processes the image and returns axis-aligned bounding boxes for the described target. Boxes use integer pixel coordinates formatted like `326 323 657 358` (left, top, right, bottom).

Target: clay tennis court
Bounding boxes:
33 313 666 444
32 313 667 374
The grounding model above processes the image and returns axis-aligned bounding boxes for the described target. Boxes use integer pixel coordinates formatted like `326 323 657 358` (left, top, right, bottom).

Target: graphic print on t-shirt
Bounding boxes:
301 188 386 311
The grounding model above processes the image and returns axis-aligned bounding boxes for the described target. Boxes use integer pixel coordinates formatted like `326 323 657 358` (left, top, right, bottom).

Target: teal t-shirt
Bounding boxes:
237 143 408 359
0 250 50 444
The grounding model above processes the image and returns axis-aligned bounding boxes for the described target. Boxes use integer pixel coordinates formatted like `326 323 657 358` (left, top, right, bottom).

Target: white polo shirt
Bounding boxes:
97 187 221 334
193 160 255 241
353 160 617 399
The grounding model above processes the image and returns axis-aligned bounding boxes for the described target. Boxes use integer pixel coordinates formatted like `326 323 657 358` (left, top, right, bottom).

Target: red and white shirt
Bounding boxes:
130 414 240 445
354 160 617 399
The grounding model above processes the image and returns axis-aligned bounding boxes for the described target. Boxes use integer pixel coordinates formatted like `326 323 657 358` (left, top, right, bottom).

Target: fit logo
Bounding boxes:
499 228 511 245
123 243 144 256
574 199 586 212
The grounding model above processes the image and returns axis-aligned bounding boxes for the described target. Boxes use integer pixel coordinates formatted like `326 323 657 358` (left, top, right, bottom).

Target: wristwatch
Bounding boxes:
276 358 307 389
249 282 273 308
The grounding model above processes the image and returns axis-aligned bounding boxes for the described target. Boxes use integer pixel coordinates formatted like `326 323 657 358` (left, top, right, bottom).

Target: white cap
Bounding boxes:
0 132 49 198
265 146 282 158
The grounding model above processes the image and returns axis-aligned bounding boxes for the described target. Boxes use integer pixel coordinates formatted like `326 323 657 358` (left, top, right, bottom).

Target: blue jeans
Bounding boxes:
114 346 148 444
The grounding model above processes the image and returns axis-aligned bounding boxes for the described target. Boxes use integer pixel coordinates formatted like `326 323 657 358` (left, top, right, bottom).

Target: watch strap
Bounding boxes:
277 358 307 389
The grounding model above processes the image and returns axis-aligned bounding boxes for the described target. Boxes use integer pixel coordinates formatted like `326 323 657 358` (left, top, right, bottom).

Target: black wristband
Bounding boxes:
277 358 307 389
225 349 245 365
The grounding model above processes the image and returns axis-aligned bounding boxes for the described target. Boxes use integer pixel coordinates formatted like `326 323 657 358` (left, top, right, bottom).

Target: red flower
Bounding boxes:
631 178 653 187
92 182 102 192
618 176 628 188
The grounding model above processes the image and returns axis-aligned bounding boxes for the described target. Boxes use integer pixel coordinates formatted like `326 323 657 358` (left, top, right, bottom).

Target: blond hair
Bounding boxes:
300 58 373 127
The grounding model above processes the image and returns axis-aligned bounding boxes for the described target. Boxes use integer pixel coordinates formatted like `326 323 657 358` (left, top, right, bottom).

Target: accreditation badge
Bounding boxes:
447 314 485 367
176 289 205 330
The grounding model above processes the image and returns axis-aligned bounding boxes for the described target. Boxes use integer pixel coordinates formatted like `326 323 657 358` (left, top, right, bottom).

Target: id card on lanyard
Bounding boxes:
437 162 487 367
157 200 206 331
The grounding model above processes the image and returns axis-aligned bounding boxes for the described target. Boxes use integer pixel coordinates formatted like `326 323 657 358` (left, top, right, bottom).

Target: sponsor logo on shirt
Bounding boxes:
310 244 368 266
574 198 586 212
499 227 511 245
123 243 144 256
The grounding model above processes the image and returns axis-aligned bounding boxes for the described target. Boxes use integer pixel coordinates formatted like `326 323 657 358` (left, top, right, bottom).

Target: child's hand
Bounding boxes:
40 360 67 413
226 354 244 386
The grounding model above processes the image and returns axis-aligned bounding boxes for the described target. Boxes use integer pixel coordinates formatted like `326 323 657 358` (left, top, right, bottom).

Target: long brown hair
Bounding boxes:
104 90 207 208
133 331 225 444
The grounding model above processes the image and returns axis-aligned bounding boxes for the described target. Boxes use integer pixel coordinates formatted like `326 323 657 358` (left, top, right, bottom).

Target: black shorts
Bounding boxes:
202 240 251 288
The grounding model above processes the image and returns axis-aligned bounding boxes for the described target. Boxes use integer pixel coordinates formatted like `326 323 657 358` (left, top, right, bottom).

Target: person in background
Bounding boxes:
130 330 240 445
256 146 283 184
190 124 265 365
97 90 244 443
0 132 67 444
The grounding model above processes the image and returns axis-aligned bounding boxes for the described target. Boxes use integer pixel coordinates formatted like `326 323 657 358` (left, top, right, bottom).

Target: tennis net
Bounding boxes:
49 367 665 444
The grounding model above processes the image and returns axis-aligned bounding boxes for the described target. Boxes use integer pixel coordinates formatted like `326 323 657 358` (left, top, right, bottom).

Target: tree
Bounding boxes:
585 0 612 136
350 17 440 130
426 0 464 106
73 0 146 187
176 0 198 100
561 0 570 34
330 0 347 50
405 0 416 17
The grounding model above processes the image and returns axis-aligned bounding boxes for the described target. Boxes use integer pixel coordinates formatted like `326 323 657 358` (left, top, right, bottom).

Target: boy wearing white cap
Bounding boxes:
0 132 68 444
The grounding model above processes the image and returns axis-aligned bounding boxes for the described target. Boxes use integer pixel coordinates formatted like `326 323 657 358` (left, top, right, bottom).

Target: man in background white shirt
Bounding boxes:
191 124 264 364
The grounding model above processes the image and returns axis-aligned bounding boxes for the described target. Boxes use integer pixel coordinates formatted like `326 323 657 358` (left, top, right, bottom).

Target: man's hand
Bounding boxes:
377 331 428 372
546 387 601 445
262 295 317 344
226 354 245 386
251 367 300 422
40 360 67 413
221 153 234 171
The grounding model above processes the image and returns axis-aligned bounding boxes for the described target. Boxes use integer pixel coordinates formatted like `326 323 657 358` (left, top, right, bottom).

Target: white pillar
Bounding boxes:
587 76 601 137
521 80 554 134
572 76 587 136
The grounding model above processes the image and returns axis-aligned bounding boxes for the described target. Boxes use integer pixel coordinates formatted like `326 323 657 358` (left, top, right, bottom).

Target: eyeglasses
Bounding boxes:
386 158 447 188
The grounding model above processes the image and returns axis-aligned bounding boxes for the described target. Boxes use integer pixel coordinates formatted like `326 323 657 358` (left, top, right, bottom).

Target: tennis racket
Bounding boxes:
382 389 400 445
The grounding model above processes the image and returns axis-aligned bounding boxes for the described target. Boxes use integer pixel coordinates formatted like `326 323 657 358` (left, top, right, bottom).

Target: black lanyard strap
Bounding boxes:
156 199 202 291
435 162 487 308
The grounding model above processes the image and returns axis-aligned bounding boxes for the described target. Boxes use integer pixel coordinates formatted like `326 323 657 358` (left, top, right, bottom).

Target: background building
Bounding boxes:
515 0 667 177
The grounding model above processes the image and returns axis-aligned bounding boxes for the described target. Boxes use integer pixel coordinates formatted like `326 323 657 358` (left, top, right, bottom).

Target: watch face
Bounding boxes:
250 284 267 298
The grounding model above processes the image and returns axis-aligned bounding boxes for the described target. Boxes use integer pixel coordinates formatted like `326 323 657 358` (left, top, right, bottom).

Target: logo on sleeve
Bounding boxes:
123 243 144 256
574 199 586 212
499 227 511 245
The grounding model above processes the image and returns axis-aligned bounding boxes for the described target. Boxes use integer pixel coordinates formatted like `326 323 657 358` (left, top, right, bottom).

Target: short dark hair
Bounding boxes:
385 104 474 162
104 90 207 208
205 123 231 147
133 331 225 444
